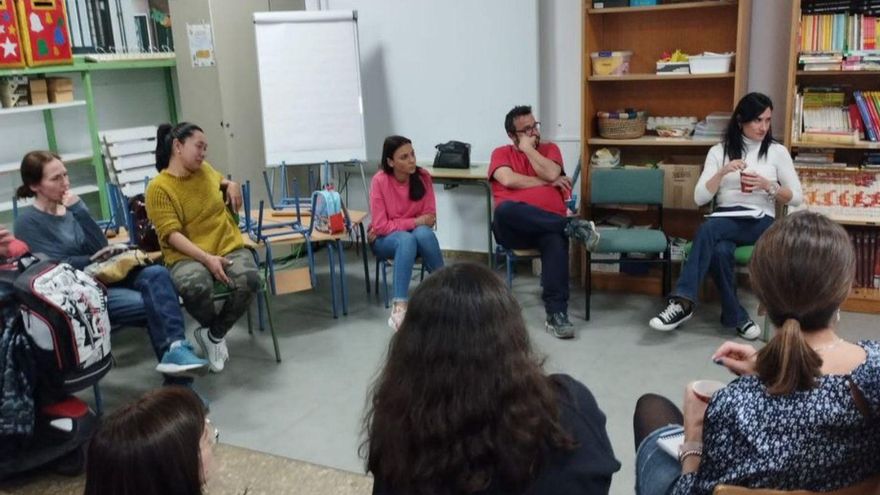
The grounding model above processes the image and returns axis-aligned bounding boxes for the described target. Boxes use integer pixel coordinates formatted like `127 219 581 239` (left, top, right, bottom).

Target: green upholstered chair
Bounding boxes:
587 168 671 320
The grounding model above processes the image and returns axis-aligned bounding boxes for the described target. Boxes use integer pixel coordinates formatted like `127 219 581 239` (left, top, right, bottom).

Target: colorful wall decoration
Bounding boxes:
0 0 26 68
15 0 73 67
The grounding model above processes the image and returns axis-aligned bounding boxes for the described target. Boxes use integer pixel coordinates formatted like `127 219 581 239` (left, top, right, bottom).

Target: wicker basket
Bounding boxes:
597 110 647 139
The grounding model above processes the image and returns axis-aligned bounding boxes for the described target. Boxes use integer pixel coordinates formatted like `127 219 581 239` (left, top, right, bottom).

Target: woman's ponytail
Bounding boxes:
155 123 174 172
749 211 855 396
755 318 822 395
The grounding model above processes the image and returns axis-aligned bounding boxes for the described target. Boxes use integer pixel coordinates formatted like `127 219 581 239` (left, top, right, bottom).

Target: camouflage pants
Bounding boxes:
169 248 260 338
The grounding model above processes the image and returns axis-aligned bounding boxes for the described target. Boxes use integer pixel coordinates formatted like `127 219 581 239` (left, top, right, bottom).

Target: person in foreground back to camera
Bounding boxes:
368 135 444 330
649 92 803 340
362 262 620 495
83 386 217 495
633 211 880 495
489 105 600 340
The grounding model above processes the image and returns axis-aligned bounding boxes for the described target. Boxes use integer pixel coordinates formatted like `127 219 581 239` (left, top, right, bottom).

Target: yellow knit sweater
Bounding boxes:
145 161 243 266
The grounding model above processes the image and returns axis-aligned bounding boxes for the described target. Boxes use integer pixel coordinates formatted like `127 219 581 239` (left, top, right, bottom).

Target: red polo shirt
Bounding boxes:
488 143 566 216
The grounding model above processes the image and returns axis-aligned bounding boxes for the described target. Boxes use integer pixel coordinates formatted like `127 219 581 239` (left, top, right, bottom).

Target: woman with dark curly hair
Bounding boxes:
362 262 620 495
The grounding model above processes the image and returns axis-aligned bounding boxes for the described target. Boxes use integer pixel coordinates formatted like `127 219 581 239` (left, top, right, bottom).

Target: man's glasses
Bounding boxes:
514 122 541 135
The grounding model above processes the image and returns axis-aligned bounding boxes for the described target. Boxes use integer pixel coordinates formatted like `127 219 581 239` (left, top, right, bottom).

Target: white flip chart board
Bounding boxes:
254 10 367 166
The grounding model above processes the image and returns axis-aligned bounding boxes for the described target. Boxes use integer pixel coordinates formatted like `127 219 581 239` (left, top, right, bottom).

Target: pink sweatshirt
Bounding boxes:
369 170 436 237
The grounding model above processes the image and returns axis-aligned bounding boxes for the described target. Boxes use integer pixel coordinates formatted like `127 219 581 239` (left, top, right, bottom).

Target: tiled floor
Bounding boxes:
2 252 878 494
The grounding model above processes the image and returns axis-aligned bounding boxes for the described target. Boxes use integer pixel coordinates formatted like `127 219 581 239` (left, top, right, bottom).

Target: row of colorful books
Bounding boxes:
853 90 880 141
799 13 880 53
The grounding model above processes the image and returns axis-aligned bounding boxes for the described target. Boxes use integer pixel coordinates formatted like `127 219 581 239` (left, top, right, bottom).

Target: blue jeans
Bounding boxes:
372 226 444 302
107 264 187 362
672 213 773 327
636 424 683 495
492 201 570 315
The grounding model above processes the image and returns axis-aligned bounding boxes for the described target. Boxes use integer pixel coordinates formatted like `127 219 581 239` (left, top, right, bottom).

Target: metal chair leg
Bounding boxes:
337 240 348 316
505 254 514 288
328 243 339 318
93 383 104 416
263 289 281 362
381 260 389 308
361 224 370 294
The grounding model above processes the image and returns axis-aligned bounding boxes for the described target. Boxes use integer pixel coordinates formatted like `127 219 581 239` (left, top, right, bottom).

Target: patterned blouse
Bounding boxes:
673 340 880 495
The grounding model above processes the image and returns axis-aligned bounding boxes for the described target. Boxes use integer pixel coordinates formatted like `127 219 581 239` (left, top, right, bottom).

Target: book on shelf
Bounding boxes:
849 229 880 289
801 131 860 144
799 11 880 53
793 168 880 226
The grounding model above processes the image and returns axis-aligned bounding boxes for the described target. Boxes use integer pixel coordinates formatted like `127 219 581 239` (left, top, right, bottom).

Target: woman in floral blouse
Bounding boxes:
633 211 880 495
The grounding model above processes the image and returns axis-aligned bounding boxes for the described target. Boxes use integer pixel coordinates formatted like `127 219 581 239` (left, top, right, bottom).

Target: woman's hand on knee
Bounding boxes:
202 255 233 285
711 341 757 376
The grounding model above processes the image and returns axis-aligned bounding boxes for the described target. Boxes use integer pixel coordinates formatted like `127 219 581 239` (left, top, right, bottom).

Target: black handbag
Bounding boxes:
433 141 471 169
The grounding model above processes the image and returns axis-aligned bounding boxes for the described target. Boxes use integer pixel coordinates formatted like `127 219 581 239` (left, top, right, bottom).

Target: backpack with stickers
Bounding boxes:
311 187 347 235
311 162 349 235
0 254 112 394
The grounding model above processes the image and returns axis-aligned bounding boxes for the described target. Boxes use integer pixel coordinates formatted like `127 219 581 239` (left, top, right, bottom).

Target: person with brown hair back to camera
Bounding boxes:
83 386 218 495
633 211 880 495
362 262 620 495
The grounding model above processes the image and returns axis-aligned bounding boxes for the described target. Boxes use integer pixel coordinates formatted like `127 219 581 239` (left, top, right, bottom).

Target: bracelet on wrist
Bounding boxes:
678 441 703 464
766 182 780 199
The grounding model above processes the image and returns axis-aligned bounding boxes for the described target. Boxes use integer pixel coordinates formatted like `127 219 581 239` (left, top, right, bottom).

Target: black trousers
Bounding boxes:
492 201 569 315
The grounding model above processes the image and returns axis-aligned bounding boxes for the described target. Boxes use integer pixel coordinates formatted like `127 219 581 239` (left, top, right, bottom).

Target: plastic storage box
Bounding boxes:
590 51 633 76
688 53 734 74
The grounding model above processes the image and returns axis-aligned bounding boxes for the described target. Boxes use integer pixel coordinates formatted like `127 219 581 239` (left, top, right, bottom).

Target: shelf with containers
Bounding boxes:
782 0 880 313
0 56 178 223
580 0 752 295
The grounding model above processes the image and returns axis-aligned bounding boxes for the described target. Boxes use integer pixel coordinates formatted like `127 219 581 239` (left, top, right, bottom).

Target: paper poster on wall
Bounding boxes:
186 22 214 67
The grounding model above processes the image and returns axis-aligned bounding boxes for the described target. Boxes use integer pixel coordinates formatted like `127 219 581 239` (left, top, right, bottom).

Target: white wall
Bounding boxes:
748 1 793 138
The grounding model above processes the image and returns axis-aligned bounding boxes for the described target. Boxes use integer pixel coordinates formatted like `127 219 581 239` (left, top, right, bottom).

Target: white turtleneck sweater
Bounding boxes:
694 137 803 218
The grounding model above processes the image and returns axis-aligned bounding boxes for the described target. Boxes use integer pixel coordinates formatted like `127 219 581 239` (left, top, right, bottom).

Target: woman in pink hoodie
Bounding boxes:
369 136 444 330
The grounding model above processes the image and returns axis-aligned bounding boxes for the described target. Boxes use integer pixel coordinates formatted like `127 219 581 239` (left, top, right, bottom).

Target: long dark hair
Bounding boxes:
17 150 61 199
751 211 855 395
723 92 775 161
84 387 207 495
380 135 425 201
362 262 576 494
155 122 204 172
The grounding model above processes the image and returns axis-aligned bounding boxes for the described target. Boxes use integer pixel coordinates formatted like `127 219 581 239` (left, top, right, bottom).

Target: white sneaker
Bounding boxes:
194 327 229 373
736 320 761 341
387 306 406 331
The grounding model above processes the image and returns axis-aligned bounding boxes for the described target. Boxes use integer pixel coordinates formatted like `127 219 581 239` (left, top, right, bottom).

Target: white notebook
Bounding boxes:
705 206 765 219
656 429 685 459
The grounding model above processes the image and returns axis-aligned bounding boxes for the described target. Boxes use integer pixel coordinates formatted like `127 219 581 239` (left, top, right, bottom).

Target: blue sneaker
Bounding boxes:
156 341 209 377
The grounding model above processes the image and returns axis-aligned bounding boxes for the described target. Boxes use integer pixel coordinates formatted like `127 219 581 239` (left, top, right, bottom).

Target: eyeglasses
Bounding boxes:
514 122 541 135
205 418 219 446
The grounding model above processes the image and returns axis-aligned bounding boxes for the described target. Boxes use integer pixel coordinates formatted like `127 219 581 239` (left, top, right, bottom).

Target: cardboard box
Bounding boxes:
659 156 703 210
47 77 74 92
29 78 48 104
49 90 74 103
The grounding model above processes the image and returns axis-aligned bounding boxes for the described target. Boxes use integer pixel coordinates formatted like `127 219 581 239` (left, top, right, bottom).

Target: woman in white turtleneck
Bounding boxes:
649 92 803 339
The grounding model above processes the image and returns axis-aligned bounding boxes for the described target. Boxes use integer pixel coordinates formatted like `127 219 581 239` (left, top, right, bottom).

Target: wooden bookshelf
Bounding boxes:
783 0 880 314
580 0 752 295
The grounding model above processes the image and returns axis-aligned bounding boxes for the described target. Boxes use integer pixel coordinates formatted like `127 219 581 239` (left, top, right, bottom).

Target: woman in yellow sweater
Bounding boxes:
146 122 259 373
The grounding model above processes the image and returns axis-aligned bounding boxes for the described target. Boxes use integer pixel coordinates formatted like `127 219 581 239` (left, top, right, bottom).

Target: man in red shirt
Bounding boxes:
489 106 599 339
